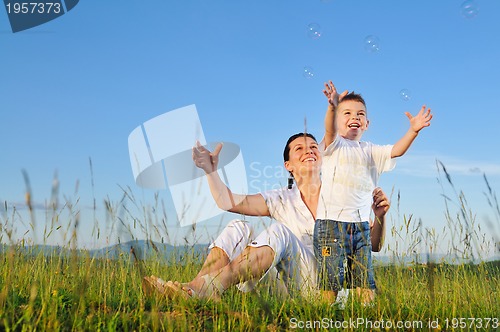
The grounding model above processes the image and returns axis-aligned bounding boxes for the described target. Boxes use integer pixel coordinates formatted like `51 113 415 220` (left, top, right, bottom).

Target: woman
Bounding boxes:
144 133 389 301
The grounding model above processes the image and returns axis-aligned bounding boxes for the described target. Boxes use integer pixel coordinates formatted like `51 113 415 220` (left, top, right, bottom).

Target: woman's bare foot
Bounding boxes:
171 275 224 301
143 275 190 299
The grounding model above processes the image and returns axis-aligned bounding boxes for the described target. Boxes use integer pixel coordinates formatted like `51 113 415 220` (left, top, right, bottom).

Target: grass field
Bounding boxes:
0 245 498 331
0 165 499 331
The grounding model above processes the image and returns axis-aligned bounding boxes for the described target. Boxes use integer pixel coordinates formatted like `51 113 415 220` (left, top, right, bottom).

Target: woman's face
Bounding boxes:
285 136 322 178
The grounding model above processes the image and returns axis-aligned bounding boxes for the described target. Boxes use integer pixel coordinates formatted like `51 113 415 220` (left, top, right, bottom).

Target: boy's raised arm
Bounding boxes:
391 105 433 158
322 81 348 149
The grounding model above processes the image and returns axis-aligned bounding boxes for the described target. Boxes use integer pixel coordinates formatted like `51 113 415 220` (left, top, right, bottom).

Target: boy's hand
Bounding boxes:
405 106 433 133
323 80 348 107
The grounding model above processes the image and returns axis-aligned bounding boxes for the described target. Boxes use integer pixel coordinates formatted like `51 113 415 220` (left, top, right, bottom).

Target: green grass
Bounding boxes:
0 247 498 331
0 163 499 331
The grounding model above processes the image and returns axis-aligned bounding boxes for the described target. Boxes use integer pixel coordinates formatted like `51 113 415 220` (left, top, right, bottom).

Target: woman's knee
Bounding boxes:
210 220 254 260
244 244 275 258
251 223 295 259
226 219 253 238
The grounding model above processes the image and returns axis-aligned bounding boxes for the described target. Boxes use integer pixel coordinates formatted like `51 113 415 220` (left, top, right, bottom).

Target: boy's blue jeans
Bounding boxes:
313 220 376 291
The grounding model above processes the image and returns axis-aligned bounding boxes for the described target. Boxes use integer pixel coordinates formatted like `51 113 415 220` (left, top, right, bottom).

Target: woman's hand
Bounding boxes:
192 141 223 174
372 187 390 219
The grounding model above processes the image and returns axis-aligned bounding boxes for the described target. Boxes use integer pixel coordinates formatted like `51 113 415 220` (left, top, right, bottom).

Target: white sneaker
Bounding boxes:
333 288 349 310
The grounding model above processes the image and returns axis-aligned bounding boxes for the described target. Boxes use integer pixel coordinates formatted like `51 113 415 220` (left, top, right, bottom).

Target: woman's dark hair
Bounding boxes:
283 132 318 162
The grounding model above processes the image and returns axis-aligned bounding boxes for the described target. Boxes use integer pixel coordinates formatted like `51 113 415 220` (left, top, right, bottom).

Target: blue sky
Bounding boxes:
1 0 500 256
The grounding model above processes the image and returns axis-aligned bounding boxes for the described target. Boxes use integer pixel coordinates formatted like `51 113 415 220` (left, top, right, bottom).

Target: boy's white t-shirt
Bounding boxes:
317 135 395 222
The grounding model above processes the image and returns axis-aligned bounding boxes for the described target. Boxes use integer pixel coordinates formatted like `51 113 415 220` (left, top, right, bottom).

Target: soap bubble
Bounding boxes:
364 35 381 53
461 0 479 19
303 66 315 79
461 1 479 19
307 23 322 40
399 89 411 101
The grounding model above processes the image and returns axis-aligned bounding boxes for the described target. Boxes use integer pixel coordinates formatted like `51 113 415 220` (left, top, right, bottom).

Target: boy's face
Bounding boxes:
336 100 369 141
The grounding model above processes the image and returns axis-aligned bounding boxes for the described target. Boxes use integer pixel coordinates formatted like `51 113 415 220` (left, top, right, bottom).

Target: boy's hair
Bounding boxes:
283 132 317 162
339 91 366 107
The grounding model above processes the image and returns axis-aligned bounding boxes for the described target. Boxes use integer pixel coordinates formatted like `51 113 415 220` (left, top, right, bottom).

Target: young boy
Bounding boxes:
314 81 432 305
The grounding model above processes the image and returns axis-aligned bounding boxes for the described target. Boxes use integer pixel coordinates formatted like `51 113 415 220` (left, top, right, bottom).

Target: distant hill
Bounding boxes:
373 252 500 266
0 240 208 261
2 242 498 267
88 239 208 260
